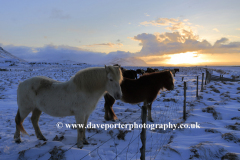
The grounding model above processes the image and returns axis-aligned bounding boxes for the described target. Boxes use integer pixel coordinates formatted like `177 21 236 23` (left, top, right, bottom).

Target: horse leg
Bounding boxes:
14 108 32 143
104 94 110 121
83 114 90 145
109 105 118 120
75 114 85 149
142 101 148 118
107 94 117 120
104 94 116 121
31 108 47 141
147 103 153 122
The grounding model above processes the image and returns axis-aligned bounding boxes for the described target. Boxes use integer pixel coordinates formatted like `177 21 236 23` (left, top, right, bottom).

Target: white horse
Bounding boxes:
14 66 123 148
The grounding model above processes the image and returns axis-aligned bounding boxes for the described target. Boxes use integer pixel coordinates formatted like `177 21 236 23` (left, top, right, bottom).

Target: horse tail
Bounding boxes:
15 109 29 135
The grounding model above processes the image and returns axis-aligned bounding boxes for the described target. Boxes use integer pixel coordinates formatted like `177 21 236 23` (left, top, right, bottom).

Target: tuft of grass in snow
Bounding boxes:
190 142 226 160
212 88 221 93
221 152 239 160
49 146 66 160
52 135 64 141
225 122 240 131
117 130 130 140
205 128 221 133
231 117 240 120
202 106 222 120
222 133 240 143
18 150 26 160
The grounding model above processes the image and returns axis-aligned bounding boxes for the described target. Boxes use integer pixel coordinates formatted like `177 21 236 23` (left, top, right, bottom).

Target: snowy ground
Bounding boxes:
207 66 240 79
0 62 239 160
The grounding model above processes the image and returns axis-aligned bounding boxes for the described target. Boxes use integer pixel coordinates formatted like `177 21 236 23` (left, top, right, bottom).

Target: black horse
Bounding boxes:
123 70 137 79
136 69 145 75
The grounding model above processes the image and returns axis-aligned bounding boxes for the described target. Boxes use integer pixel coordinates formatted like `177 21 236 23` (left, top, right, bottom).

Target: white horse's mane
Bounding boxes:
73 66 122 92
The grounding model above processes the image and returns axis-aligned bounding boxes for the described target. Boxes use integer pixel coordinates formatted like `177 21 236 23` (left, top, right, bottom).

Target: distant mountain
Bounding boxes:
0 47 26 62
105 57 147 66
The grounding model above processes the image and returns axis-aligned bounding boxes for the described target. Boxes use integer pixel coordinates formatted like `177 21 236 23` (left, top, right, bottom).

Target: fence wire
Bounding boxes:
0 65 208 160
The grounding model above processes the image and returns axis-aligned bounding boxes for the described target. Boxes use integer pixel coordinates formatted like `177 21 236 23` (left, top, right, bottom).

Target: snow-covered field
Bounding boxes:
0 62 240 160
207 66 240 79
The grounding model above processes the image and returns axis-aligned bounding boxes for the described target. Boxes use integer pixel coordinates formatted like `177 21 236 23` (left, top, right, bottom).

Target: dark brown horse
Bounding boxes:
174 68 179 73
104 70 174 122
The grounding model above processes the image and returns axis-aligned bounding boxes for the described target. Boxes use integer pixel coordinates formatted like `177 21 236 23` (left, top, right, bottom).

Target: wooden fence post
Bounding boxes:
206 70 210 84
196 76 198 98
183 82 186 120
140 104 147 160
209 71 211 83
205 70 207 85
232 76 235 82
182 77 184 81
201 73 204 92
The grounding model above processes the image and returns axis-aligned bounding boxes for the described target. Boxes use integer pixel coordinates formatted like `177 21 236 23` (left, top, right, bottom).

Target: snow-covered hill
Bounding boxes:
105 57 147 66
0 47 26 62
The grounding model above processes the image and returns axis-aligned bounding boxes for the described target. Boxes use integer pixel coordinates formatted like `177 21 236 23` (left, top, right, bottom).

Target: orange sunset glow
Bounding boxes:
1 1 240 66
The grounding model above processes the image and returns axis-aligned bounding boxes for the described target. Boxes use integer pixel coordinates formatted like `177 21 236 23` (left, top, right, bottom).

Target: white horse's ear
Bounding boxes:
105 65 110 73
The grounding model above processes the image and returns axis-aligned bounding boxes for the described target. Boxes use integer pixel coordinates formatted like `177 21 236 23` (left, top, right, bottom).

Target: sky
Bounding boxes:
0 0 240 66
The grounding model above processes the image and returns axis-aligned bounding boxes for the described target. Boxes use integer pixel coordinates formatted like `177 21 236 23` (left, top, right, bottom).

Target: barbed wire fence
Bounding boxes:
76 67 208 160
0 65 211 160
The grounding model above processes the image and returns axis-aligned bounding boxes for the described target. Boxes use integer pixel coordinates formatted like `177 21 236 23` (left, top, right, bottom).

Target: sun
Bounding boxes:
165 52 208 65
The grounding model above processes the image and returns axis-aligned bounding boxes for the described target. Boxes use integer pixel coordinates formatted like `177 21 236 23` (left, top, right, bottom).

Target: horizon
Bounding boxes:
0 0 240 66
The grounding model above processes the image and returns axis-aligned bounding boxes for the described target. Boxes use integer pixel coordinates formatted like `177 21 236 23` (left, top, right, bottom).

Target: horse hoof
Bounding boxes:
149 119 154 122
15 139 21 143
39 137 47 141
113 116 118 120
77 143 83 149
83 140 89 145
104 116 110 121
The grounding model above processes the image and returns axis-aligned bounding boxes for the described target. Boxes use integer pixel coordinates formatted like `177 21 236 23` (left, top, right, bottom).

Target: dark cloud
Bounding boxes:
214 38 229 46
1 44 132 64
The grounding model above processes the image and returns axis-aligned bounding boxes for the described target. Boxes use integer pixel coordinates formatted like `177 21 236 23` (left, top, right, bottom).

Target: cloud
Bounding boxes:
50 9 70 19
144 13 150 17
140 18 179 27
2 16 240 65
144 56 171 62
214 38 228 46
140 18 195 32
136 18 240 56
213 28 219 32
140 18 196 37
1 44 133 64
83 43 123 48
133 31 240 56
